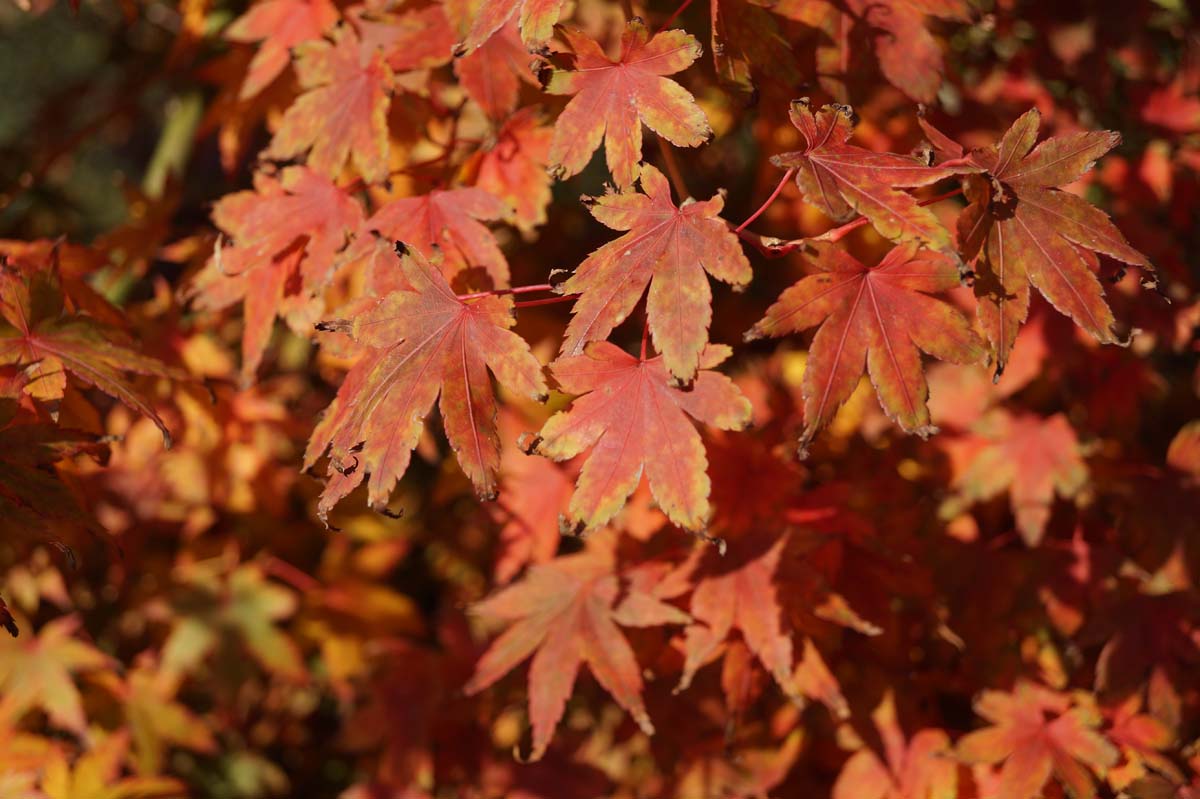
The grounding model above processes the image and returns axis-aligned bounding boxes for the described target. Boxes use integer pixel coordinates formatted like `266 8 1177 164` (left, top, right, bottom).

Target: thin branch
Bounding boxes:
260 555 322 594
458 283 555 301
731 186 964 257
735 168 795 233
657 0 696 32
657 135 691 200
513 294 580 308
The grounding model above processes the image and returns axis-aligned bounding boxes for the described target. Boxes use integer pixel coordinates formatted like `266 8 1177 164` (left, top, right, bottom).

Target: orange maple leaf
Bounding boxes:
263 25 394 184
939 409 1088 546
188 166 363 380
0 616 112 736
306 244 547 521
454 0 567 54
560 163 751 383
464 545 682 761
543 21 711 188
833 691 957 799
746 241 985 456
960 108 1152 373
957 681 1118 799
224 0 339 99
469 108 554 235
526 342 751 533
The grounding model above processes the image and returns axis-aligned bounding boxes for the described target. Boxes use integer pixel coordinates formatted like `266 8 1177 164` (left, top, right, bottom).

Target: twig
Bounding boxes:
657 0 696 32
657 135 691 200
735 168 795 232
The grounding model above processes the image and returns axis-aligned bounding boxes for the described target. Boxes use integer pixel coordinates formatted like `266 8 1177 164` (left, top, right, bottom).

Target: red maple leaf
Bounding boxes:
771 100 959 249
350 186 511 288
939 409 1088 546
468 108 554 235
957 681 1119 799
711 0 803 97
559 163 751 383
524 342 751 533
464 545 681 761
263 25 394 184
224 0 339 99
774 0 970 103
305 244 547 522
746 242 985 456
454 20 538 120
188 166 363 380
960 108 1152 373
543 21 711 188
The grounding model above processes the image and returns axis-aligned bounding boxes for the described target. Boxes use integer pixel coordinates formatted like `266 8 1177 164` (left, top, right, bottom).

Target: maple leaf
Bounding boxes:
348 186 511 287
156 558 306 682
0 615 112 736
224 0 339 99
957 681 1119 799
939 410 1088 546
454 20 538 120
118 661 216 775
711 0 803 97
305 244 547 521
833 691 956 799
453 0 566 54
0 267 182 446
491 408 575 584
0 396 107 553
770 100 959 248
543 21 711 188
525 342 751 533
0 239 123 328
347 2 456 74
559 163 751 382
36 730 185 799
676 535 849 717
263 25 394 184
469 108 554 235
188 166 363 380
746 242 985 456
770 0 969 103
960 108 1151 373
464 546 679 761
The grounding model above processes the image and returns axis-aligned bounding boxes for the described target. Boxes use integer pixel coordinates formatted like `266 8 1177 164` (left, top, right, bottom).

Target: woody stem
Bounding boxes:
457 284 555 301
657 135 691 200
513 294 580 308
735 168 796 233
657 0 696 32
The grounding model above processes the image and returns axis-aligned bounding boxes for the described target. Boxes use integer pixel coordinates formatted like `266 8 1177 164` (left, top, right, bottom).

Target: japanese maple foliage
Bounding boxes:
0 0 1197 797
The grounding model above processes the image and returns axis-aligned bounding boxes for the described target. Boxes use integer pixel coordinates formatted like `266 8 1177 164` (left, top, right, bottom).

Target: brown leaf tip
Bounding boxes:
557 514 586 538
517 432 542 455
315 319 352 333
